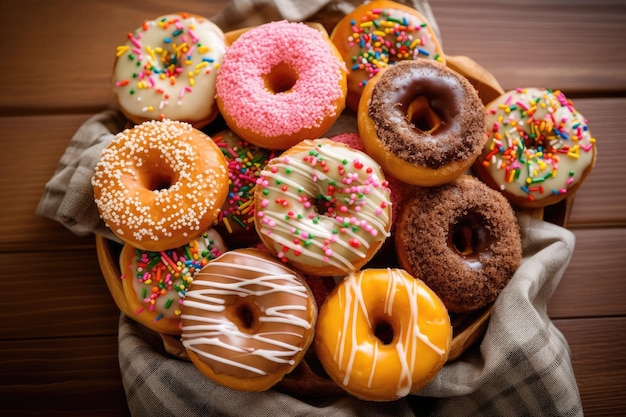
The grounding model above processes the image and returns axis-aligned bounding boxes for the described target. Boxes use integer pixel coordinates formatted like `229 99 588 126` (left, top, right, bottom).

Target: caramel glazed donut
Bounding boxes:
315 268 451 401
180 248 317 392
395 175 523 313
92 119 229 252
358 59 487 186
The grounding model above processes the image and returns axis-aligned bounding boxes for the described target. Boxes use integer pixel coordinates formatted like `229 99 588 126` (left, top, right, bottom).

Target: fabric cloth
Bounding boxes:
36 0 583 415
36 109 127 242
118 213 581 416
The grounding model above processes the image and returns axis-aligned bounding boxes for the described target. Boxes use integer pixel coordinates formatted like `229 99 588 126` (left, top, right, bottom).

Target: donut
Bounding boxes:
112 13 226 128
330 0 444 111
473 87 598 208
395 175 522 313
119 228 227 335
92 119 229 252
330 131 405 226
215 20 347 150
314 268 451 401
253 138 393 276
180 248 317 392
358 59 487 186
211 129 277 247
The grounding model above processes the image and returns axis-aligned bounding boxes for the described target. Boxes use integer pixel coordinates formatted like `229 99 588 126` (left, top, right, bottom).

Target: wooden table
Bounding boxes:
1 0 624 415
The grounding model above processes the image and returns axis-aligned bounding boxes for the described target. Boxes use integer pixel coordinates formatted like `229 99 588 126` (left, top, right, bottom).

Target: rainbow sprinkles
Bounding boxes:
479 87 597 205
112 13 226 126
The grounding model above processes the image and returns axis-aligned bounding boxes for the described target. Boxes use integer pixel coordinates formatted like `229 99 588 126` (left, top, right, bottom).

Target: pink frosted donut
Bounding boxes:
330 132 405 226
216 21 347 150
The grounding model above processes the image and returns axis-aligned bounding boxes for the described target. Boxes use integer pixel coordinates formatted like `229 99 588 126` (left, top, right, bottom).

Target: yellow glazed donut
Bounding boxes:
254 139 393 276
473 87 597 208
330 0 444 110
92 119 229 252
119 228 227 335
112 13 226 128
181 248 317 392
315 268 451 401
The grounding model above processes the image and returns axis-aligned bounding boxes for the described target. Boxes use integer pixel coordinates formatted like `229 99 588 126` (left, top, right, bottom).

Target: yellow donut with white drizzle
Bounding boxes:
315 268 451 401
253 139 392 277
180 248 317 392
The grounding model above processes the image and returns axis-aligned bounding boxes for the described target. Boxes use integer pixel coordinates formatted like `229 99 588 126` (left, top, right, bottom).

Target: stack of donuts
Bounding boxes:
93 2 597 402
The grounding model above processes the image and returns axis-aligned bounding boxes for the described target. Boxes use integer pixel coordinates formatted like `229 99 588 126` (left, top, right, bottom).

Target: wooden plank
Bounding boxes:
549 227 626 319
554 317 626 417
0 114 98 252
565 98 626 227
1 0 625 114
0 250 121 340
431 0 626 95
0 336 129 416
0 0 226 114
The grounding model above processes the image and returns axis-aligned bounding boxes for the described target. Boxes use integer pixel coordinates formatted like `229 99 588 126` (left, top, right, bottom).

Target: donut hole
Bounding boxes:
449 214 490 259
315 195 334 217
406 96 443 134
233 300 259 332
263 62 298 94
138 160 178 192
373 318 395 345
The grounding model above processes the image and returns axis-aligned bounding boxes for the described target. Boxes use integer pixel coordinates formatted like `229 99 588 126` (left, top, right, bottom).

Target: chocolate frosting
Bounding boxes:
395 175 522 313
368 60 486 169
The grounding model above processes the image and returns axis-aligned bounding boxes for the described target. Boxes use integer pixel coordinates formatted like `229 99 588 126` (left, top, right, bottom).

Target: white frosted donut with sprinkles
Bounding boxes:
330 0 445 110
254 139 392 277
119 228 227 335
474 87 597 208
92 119 229 252
112 13 226 128
215 20 347 150
181 248 317 392
314 268 451 401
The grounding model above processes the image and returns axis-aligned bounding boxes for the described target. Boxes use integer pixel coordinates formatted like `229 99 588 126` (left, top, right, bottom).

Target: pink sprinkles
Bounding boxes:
255 140 392 272
216 21 346 138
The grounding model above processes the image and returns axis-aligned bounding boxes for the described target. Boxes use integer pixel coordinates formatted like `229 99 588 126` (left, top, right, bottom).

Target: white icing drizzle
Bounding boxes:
181 251 313 377
256 140 392 272
332 269 446 397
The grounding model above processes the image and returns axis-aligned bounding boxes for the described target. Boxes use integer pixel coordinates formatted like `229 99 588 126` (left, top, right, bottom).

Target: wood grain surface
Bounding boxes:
1 0 624 415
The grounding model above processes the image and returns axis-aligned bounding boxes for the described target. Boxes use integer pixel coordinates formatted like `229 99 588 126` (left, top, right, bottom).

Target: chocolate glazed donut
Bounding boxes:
358 60 487 186
395 175 522 313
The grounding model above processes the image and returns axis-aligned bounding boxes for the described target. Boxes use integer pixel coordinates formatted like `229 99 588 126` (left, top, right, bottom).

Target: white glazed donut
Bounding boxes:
253 139 392 276
112 13 226 128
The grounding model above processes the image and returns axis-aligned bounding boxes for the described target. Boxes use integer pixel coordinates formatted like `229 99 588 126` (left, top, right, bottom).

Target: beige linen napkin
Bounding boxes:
36 109 126 242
